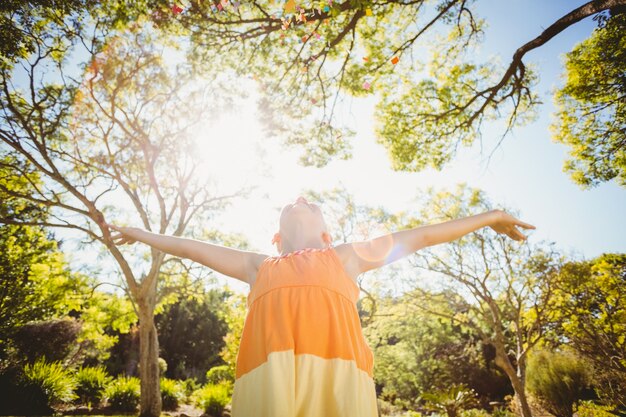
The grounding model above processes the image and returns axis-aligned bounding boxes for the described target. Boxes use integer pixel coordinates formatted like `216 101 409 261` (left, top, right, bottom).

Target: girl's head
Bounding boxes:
273 196 332 252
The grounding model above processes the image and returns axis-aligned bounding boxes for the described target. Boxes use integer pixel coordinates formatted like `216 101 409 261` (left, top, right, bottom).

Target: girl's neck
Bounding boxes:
280 236 327 255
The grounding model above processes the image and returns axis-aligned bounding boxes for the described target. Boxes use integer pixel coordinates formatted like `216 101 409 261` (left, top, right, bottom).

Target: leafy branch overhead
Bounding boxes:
153 0 626 176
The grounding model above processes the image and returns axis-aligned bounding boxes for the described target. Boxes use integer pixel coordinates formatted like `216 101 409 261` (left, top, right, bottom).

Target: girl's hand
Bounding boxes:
489 210 536 242
106 223 139 245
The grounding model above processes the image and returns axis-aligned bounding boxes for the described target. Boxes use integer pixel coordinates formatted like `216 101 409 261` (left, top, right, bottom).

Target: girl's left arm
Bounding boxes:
335 209 536 277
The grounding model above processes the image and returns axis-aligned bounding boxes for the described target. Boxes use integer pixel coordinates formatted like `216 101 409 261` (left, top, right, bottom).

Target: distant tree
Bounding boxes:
402 183 560 417
216 292 248 381
0 158 137 368
364 292 512 409
155 288 230 381
550 9 626 189
0 22 245 417
547 254 626 411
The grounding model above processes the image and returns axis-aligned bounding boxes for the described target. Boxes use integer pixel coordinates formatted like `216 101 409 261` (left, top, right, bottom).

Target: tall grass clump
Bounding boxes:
22 357 77 408
75 365 113 406
104 375 140 412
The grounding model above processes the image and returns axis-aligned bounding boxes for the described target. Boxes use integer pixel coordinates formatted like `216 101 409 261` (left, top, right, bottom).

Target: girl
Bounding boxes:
107 196 535 417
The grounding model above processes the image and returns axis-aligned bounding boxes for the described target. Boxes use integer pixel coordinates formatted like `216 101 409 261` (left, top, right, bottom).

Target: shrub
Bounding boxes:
75 365 113 406
160 377 185 411
158 357 168 374
192 382 232 416
206 365 234 385
13 318 82 363
181 377 201 399
527 349 590 417
104 375 140 412
22 357 78 407
460 409 490 417
576 401 619 417
422 384 479 417
491 406 516 417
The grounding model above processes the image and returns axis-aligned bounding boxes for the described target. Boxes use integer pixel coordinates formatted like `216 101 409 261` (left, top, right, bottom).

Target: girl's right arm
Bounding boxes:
106 224 268 284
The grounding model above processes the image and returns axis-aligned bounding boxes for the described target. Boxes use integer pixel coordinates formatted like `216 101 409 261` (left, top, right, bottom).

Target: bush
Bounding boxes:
460 409 490 417
104 375 140 412
13 318 82 363
206 365 234 385
159 357 168 374
22 357 78 407
160 377 185 411
192 382 232 416
75 365 113 406
422 384 479 417
576 401 619 417
527 349 590 417
180 377 201 400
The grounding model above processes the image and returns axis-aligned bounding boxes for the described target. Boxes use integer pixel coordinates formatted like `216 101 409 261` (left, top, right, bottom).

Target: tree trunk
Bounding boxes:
494 351 533 417
138 303 162 417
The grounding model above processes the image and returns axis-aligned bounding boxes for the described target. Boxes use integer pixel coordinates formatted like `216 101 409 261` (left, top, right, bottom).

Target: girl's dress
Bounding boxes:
230 246 379 417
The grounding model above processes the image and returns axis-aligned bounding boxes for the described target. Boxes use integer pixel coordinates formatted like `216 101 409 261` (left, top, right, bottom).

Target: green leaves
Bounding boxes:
549 12 626 189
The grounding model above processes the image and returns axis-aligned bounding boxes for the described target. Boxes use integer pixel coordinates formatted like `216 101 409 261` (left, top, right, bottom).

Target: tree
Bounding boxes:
148 0 626 187
0 22 244 417
363 292 512 410
1 158 136 368
400 183 562 417
155 288 230 381
549 9 626 189
547 254 626 411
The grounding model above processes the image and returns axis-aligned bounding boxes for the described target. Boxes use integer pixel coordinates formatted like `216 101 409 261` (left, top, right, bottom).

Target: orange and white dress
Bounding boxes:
230 246 378 417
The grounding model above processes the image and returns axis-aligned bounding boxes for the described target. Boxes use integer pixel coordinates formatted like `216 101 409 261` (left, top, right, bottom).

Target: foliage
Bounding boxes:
0 158 136 366
403 183 559 417
160 377 185 411
206 365 235 385
104 375 140 412
548 254 626 410
156 289 230 381
550 11 626 189
422 384 479 417
460 409 491 417
526 349 590 417
191 382 233 417
22 357 78 406
12 318 82 364
217 292 248 380
0 0 98 65
75 290 136 364
180 377 201 401
74 365 113 406
576 401 620 417
364 292 511 409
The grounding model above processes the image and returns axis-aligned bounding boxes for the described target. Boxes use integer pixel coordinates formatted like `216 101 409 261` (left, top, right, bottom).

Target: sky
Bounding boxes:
7 0 626 296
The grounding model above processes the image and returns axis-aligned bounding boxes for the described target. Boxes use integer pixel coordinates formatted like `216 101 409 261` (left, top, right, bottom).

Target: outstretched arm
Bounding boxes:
106 224 268 284
335 209 536 278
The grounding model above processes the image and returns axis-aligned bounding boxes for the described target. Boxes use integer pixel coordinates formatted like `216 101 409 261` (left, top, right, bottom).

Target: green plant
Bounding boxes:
160 377 185 411
74 365 113 406
492 406 516 417
576 401 618 417
192 382 232 416
180 377 201 400
158 357 168 374
22 357 78 406
422 384 479 417
104 375 140 412
527 349 590 417
206 365 234 385
460 408 490 417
